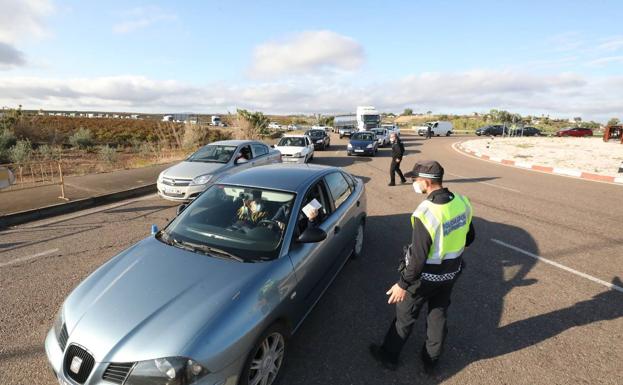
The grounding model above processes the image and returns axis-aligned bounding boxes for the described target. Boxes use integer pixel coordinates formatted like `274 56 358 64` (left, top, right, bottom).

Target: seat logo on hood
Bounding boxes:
70 356 83 374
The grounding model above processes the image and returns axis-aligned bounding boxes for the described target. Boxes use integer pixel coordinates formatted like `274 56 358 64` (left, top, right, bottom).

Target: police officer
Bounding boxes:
426 124 433 139
388 132 406 186
370 160 475 372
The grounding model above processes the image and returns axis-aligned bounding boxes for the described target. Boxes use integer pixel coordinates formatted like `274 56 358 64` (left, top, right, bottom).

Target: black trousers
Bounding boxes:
426 129 432 139
390 159 406 184
381 278 457 361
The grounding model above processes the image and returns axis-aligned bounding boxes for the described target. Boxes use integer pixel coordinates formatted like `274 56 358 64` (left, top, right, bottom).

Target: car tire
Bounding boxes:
239 323 289 385
350 221 365 259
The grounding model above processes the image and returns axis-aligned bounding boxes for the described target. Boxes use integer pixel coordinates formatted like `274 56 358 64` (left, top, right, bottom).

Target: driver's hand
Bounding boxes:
308 208 318 220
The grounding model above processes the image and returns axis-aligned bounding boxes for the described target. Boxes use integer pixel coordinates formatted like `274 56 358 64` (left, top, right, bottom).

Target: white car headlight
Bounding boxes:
347 143 352 149
366 143 374 149
125 357 208 385
190 174 212 186
316 139 323 143
293 152 302 158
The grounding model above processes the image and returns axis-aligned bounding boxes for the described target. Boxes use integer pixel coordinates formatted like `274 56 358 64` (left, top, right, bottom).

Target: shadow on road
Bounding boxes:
280 213 623 384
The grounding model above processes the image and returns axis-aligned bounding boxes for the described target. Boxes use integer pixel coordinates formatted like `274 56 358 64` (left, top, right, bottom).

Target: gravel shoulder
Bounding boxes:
462 137 623 177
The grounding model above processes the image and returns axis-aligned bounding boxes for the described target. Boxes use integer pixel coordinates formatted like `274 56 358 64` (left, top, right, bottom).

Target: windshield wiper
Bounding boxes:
172 239 245 262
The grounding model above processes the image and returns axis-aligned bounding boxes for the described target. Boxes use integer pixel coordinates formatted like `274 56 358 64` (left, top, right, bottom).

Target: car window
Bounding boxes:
324 172 352 210
343 172 356 190
293 181 331 238
252 144 269 156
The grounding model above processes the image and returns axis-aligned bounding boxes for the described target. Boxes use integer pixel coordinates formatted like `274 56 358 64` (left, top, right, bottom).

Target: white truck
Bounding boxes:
210 115 221 126
417 121 453 136
356 106 381 131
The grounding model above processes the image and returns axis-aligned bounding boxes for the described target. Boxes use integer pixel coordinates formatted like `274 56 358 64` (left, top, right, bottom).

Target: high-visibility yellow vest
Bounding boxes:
411 194 472 264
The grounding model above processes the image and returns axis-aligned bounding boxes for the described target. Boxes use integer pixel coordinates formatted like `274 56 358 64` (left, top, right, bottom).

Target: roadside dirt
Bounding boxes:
462 137 623 176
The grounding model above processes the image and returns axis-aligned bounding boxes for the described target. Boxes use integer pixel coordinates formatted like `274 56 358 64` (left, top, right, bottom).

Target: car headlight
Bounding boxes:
125 357 208 385
347 144 352 149
157 172 164 183
190 174 212 186
366 144 374 148
293 152 302 158
316 139 323 143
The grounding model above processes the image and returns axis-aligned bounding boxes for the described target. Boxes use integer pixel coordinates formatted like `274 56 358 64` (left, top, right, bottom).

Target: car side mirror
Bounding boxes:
296 227 327 243
176 204 187 216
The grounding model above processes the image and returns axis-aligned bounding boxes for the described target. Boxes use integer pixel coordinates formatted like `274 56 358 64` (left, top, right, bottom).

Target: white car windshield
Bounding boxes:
160 184 296 261
187 145 237 163
278 137 305 147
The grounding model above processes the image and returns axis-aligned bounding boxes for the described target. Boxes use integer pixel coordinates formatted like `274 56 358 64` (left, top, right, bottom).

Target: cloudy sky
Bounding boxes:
1 0 622 121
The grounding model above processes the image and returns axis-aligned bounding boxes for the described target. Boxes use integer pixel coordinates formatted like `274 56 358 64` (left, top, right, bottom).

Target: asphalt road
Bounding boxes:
1 133 622 385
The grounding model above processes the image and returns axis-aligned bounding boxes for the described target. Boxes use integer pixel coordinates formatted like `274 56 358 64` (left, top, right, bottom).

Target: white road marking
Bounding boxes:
0 248 60 268
446 172 521 193
15 194 158 229
491 238 623 294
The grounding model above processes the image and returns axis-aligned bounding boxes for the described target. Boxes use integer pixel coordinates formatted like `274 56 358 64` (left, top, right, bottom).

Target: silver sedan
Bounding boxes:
45 164 367 385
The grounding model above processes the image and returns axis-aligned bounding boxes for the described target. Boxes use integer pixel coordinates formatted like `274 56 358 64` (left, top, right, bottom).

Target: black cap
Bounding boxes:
404 160 444 180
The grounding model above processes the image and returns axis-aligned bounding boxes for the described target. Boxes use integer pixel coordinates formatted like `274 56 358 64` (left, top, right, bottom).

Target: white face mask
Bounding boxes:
412 181 425 194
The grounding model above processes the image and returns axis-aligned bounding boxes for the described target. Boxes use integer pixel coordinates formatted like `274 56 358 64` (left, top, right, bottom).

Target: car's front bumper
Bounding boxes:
348 148 375 155
45 326 242 385
157 180 207 202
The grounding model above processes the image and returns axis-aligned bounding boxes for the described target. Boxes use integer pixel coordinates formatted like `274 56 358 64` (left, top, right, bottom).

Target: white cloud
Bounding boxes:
112 6 177 34
0 71 621 122
249 30 365 78
0 0 53 43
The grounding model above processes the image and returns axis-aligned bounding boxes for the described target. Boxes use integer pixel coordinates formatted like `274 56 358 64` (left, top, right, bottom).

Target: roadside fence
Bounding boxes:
0 161 69 200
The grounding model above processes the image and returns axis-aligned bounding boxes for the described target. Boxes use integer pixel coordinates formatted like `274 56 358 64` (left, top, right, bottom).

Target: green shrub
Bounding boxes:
38 144 62 161
69 127 94 149
98 145 118 163
9 139 33 165
0 128 17 151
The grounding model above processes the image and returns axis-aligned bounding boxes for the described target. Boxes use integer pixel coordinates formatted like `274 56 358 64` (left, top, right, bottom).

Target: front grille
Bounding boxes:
162 178 191 187
57 323 69 352
102 362 135 384
64 345 95 384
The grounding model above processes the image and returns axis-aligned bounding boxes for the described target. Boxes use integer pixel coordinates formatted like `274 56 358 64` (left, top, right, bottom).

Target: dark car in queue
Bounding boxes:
475 125 508 136
347 131 378 156
305 129 331 150
510 126 542 136
555 127 593 137
45 164 366 385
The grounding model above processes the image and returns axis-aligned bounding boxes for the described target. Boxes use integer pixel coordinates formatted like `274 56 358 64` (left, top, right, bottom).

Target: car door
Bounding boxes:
305 136 314 156
287 180 343 323
251 143 270 166
323 171 357 261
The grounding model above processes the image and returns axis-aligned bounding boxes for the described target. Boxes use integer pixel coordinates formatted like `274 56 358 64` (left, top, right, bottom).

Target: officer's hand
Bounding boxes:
395 158 400 163
386 284 407 304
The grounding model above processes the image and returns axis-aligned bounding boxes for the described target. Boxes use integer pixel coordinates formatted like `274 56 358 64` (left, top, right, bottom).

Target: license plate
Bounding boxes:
354 149 364 153
164 187 181 194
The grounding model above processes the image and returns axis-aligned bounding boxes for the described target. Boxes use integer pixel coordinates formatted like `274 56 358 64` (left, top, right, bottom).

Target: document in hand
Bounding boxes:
302 199 322 219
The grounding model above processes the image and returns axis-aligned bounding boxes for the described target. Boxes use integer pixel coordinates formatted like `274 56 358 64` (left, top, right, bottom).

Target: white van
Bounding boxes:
417 121 453 136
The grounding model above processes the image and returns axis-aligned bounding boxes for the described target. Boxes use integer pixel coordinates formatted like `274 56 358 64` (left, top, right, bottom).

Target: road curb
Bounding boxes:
0 183 156 228
454 142 623 186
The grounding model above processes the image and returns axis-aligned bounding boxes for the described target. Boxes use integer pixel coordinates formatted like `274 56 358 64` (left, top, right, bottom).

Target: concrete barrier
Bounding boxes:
0 183 156 228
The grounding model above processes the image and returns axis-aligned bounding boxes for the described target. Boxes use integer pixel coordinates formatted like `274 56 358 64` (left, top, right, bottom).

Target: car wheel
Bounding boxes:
240 323 288 385
350 221 365 259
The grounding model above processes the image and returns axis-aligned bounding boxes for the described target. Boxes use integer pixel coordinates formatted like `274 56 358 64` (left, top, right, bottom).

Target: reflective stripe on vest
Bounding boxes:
411 194 473 264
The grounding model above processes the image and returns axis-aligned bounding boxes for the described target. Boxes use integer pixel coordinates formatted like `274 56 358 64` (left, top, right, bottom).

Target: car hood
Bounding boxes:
63 237 271 362
349 140 374 146
162 161 226 179
274 146 306 155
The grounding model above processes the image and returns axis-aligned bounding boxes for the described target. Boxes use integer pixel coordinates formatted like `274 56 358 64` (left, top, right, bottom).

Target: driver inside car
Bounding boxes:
236 190 268 226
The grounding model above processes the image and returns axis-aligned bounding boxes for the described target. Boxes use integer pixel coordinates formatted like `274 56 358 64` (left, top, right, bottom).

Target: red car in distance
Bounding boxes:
555 127 593 137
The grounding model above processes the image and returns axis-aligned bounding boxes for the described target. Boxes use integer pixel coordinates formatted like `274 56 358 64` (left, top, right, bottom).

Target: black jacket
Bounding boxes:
398 188 475 289
391 141 404 160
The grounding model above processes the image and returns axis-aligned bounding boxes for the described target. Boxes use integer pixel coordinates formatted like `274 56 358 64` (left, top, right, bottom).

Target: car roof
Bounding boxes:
219 164 339 192
210 140 258 146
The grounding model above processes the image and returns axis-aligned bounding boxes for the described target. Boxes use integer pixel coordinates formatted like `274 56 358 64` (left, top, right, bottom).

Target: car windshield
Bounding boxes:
372 129 383 135
352 132 374 141
187 145 237 163
278 137 305 147
307 130 324 137
160 184 296 261
363 115 380 123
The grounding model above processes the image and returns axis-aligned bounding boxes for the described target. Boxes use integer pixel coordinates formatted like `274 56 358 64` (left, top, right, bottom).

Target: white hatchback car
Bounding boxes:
273 135 315 164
